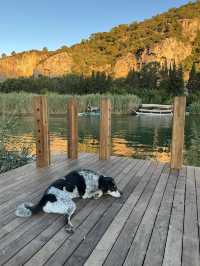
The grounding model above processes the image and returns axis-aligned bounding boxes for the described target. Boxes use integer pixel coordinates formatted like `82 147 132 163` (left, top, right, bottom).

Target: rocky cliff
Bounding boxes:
34 51 74 77
0 2 200 80
0 51 49 80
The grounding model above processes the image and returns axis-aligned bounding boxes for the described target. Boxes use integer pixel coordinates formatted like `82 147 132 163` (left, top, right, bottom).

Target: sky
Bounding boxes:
0 0 195 55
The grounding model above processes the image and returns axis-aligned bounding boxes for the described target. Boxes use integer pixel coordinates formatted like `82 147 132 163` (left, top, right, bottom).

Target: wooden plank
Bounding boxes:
0 155 97 242
182 166 199 266
103 163 164 266
0 154 99 233
143 168 181 266
123 165 171 266
0 154 93 227
171 96 186 169
0 154 93 220
0 155 81 204
0 154 95 232
28 158 146 266
161 168 186 266
65 161 153 266
20 156 126 266
33 95 50 168
84 162 157 266
0 154 68 190
67 97 78 159
99 97 111 160
0 155 117 265
194 167 200 265
4 199 90 266
5 158 126 266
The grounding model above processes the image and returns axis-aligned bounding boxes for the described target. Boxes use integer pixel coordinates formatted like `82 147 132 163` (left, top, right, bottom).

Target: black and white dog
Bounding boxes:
15 169 121 232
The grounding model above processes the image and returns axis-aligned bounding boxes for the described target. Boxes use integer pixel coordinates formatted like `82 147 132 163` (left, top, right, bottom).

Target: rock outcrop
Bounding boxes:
141 38 192 66
181 18 200 41
113 53 138 78
34 52 74 77
0 51 48 80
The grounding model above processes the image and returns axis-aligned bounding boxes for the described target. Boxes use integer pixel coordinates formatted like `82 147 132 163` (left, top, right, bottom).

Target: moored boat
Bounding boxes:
136 104 173 115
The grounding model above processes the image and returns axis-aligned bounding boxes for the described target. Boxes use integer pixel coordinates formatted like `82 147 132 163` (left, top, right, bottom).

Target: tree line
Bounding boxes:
0 62 199 104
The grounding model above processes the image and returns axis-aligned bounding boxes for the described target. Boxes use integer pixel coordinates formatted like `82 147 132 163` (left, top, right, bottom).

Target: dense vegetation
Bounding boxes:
0 93 140 115
0 60 192 104
187 62 200 102
59 1 200 74
0 115 33 173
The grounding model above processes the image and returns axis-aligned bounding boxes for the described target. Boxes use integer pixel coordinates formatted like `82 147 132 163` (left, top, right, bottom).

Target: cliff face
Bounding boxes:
34 52 74 77
141 38 192 66
181 18 200 41
113 53 138 78
0 2 200 80
0 51 49 80
113 38 192 78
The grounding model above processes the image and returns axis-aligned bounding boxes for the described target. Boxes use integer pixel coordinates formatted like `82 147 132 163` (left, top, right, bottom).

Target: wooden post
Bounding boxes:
67 97 78 159
33 95 50 168
99 97 111 160
171 96 186 169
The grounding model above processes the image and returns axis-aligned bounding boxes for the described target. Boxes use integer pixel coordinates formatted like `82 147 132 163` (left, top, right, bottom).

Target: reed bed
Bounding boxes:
189 102 200 114
0 92 141 115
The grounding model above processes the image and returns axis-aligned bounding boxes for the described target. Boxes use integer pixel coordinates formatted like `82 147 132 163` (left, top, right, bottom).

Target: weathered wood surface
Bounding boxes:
171 96 186 170
33 95 50 168
0 153 199 266
99 97 111 160
67 97 78 160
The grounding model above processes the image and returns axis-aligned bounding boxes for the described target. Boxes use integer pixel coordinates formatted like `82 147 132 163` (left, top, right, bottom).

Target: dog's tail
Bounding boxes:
15 193 55 217
15 197 46 217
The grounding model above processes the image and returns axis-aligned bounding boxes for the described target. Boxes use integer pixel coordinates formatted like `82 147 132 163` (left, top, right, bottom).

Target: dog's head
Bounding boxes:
98 176 121 198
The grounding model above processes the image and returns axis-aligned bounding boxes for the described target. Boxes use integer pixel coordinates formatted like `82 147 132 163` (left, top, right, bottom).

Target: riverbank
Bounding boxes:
0 92 141 115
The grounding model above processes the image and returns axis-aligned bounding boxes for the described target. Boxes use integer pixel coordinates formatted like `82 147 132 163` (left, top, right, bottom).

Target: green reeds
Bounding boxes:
0 92 141 115
189 102 200 114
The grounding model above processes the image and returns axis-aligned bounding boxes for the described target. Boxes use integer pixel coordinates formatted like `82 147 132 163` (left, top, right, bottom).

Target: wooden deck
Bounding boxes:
0 153 199 266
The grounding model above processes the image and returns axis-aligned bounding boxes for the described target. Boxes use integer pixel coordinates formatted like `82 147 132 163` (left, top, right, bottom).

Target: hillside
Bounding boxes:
0 1 200 80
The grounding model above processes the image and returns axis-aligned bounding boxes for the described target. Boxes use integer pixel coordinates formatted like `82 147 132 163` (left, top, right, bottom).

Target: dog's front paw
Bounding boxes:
94 191 103 199
65 225 74 234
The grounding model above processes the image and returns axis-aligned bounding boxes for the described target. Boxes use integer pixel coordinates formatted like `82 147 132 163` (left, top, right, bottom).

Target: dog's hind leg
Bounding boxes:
64 200 76 233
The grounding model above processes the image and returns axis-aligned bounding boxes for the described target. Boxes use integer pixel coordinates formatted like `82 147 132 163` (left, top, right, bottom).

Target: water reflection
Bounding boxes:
2 114 200 166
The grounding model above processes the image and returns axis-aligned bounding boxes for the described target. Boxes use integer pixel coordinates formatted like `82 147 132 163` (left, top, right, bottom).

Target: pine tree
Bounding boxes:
168 62 184 96
187 63 197 94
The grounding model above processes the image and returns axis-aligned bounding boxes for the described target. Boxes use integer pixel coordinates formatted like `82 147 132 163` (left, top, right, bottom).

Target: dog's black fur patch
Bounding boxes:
26 193 57 214
63 171 86 197
98 176 118 193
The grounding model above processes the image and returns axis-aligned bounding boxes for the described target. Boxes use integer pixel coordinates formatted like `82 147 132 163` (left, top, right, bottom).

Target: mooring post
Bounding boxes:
33 95 50 168
67 97 78 159
171 96 186 169
99 97 111 160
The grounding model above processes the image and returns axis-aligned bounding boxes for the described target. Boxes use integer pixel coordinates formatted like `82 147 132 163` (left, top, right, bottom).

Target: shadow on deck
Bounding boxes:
0 153 199 266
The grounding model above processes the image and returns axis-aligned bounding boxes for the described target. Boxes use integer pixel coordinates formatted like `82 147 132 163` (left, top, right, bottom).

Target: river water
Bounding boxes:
4 114 200 167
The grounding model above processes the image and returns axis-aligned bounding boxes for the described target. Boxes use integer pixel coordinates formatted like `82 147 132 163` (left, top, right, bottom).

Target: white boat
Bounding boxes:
136 104 173 116
78 111 100 117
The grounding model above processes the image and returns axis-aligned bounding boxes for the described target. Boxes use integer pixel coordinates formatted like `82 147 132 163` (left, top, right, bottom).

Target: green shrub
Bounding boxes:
0 114 33 173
